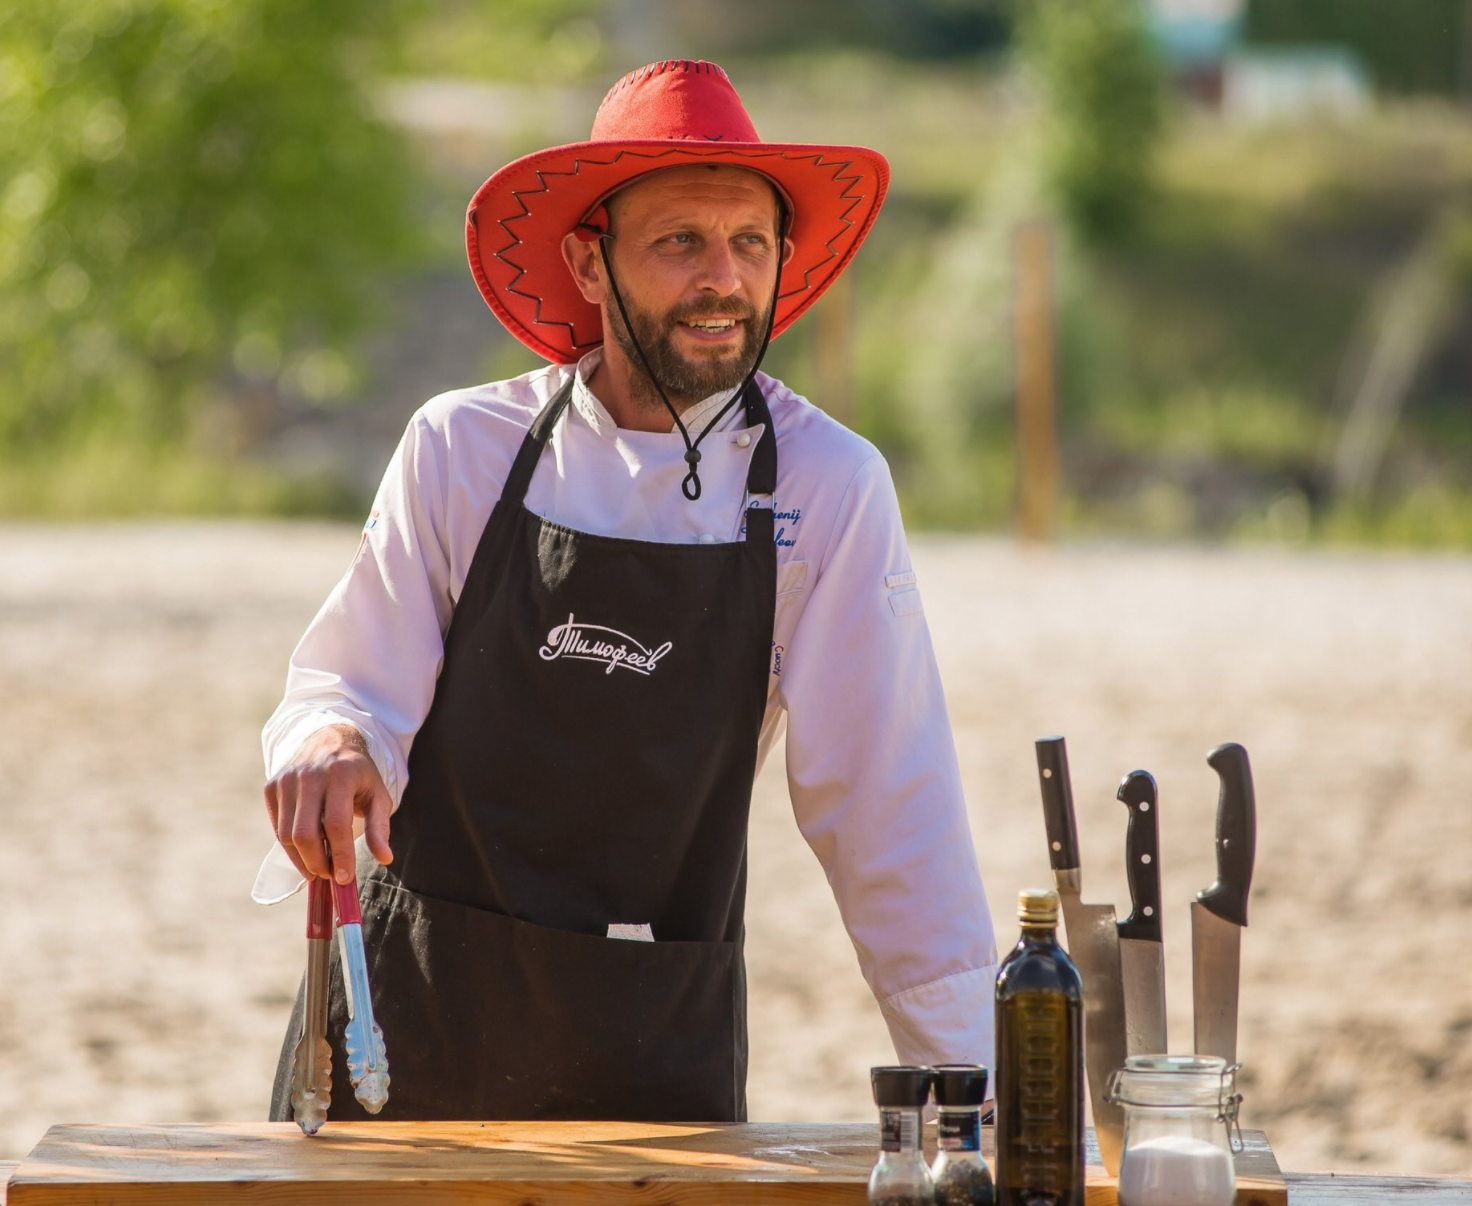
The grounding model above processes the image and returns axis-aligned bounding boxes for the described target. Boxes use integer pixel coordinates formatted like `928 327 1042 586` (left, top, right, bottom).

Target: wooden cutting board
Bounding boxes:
6 1121 1285 1204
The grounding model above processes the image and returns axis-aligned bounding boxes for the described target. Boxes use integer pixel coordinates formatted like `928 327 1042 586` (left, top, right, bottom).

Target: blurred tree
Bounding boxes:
387 0 603 83
1245 0 1472 98
605 0 1012 65
1020 0 1165 243
0 0 429 453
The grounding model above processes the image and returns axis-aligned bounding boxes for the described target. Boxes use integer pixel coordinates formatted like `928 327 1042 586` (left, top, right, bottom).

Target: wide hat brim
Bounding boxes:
466 138 890 365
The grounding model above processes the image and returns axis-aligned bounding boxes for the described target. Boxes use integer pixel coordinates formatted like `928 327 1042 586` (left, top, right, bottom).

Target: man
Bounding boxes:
258 59 997 1123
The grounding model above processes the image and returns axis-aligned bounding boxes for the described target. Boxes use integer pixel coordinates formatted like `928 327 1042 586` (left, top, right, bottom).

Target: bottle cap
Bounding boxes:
1017 887 1060 925
933 1064 989 1107
871 1065 934 1108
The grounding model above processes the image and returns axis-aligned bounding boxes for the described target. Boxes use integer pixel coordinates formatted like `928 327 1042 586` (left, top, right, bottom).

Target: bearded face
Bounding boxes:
590 164 787 413
606 289 766 409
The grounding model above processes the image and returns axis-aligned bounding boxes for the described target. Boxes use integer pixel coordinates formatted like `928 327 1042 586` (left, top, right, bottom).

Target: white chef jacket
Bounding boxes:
256 350 999 1076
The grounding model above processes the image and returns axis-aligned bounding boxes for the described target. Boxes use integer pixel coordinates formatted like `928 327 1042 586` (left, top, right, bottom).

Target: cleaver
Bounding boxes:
1116 770 1167 1057
1192 742 1256 1065
1036 736 1128 1176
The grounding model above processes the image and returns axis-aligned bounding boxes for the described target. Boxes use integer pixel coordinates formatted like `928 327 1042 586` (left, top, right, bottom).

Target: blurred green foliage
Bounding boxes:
385 0 602 82
650 0 1012 63
1019 0 1166 242
1246 0 1472 97
0 0 433 459
3 1 1470 544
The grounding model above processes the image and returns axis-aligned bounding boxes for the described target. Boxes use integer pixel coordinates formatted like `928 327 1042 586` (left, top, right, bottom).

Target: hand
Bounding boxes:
263 723 393 884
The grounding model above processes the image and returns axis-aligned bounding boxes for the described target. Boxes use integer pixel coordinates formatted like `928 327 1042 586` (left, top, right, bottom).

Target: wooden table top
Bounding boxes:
0 1123 1467 1204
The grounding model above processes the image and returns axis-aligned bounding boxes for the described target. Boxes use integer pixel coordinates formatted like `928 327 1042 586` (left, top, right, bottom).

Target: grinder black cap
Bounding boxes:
933 1063 989 1107
871 1065 934 1108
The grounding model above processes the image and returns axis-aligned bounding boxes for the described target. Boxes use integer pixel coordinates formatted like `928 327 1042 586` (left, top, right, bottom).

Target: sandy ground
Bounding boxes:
1 522 1469 1178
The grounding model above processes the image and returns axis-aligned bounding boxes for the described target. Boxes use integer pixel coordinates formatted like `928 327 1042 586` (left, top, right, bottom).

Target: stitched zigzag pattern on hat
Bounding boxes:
484 148 869 349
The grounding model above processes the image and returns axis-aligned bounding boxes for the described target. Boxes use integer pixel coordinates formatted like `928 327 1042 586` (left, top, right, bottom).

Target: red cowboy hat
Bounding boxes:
465 59 890 365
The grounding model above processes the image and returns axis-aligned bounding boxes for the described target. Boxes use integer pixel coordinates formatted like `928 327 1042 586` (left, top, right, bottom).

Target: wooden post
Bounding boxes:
1014 222 1059 543
812 271 853 426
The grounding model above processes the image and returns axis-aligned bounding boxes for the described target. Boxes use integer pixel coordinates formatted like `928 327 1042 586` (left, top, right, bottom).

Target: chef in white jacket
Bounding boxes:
259 57 997 1123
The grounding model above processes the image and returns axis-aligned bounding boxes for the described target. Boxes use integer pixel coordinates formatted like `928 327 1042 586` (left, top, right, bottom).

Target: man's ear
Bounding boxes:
780 234 795 268
560 231 605 305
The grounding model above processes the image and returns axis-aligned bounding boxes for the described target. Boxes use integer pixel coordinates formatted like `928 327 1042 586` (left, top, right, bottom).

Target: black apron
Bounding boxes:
270 377 777 1122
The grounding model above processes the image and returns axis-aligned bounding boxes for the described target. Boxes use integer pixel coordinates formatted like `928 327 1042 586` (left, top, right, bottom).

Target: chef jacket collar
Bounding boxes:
572 348 747 440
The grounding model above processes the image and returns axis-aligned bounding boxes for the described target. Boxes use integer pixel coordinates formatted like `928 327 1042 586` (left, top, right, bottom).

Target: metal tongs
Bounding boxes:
289 871 390 1134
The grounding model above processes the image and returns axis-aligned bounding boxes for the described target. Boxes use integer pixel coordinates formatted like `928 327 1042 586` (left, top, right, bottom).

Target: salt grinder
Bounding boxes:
868 1065 935 1206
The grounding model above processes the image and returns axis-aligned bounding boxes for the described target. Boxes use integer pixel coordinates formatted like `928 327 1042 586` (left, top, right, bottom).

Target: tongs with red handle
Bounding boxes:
289 870 390 1135
332 875 390 1114
287 876 334 1134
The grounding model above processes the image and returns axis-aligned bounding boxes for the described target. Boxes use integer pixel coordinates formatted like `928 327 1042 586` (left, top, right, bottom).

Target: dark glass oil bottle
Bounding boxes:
994 888 1084 1206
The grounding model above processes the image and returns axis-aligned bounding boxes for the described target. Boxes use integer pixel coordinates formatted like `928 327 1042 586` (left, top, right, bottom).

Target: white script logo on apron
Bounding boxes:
538 613 674 676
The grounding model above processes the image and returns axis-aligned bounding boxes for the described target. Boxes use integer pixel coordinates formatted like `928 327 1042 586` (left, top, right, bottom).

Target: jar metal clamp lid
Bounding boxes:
1105 1054 1245 1154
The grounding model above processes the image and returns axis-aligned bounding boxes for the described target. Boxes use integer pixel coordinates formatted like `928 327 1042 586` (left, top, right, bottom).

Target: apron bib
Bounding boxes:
270 377 777 1121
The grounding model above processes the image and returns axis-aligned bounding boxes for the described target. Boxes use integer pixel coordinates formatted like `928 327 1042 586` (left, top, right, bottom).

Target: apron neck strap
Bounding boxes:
500 373 777 510
740 377 777 498
501 380 575 508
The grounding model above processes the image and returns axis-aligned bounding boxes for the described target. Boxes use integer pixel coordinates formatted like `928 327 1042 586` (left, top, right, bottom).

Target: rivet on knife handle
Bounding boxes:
1036 736 1081 875
333 878 390 1113
1116 770 1162 944
1200 743 1256 927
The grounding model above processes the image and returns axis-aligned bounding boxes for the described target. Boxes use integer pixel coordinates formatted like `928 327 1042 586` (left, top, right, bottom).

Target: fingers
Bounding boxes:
290 768 333 881
264 731 390 886
362 780 394 866
266 775 312 882
322 765 358 885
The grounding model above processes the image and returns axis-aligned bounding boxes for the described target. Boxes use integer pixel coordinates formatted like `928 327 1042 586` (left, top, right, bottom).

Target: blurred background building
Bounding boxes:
3 0 1471 546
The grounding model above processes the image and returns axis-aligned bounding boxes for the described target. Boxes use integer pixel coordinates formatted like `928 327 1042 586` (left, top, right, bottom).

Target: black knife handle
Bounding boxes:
1198 742 1256 927
1036 736 1080 873
1116 769 1162 943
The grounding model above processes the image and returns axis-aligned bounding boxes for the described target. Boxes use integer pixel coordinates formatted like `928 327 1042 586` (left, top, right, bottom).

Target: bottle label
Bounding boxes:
880 1109 920 1153
938 1112 981 1151
1018 996 1073 1188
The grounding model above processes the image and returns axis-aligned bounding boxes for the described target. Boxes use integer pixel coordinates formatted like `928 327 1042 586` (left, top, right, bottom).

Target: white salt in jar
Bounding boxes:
1106 1055 1243 1206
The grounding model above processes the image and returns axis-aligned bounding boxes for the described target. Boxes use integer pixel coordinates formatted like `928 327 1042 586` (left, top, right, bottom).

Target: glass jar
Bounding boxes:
869 1065 935 1206
1106 1055 1243 1206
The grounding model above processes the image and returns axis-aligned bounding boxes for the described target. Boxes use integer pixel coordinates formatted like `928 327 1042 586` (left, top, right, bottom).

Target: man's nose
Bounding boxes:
693 240 742 295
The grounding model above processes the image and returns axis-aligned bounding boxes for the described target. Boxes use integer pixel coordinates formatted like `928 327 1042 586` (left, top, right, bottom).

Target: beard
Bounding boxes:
607 291 766 412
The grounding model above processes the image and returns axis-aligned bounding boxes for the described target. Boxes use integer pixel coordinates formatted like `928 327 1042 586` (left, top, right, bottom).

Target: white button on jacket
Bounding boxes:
257 350 999 1081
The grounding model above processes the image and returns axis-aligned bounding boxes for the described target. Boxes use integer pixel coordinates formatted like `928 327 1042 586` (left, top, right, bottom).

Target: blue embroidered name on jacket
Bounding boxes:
773 506 801 548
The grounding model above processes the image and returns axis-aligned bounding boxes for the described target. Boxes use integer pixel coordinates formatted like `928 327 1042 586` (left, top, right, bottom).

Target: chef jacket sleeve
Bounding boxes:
260 409 454 807
779 453 999 1079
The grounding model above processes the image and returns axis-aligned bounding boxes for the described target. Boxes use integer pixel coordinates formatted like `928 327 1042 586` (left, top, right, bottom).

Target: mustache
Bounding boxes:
664 296 760 326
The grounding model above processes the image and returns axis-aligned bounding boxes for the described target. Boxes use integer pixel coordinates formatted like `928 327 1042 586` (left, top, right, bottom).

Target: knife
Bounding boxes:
1116 770 1167 1057
1191 742 1256 1065
288 875 333 1135
333 877 391 1113
1037 736 1128 1176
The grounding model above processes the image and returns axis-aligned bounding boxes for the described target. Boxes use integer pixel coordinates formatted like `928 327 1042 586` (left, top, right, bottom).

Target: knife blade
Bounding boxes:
1191 742 1256 1065
288 875 334 1135
333 878 390 1113
1116 770 1167 1057
1036 736 1128 1176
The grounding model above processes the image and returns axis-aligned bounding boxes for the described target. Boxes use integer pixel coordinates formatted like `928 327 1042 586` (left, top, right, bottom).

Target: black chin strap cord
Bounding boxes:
595 199 787 502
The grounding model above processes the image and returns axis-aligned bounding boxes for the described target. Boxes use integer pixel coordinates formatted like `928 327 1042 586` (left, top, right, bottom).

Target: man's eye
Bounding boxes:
664 233 695 246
